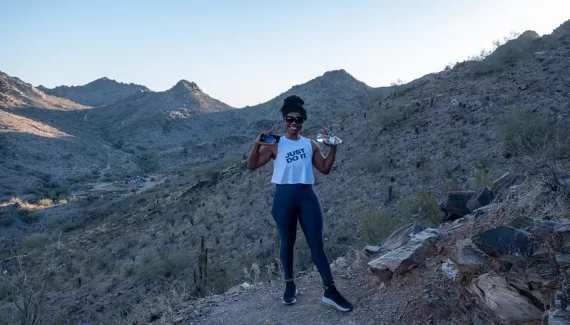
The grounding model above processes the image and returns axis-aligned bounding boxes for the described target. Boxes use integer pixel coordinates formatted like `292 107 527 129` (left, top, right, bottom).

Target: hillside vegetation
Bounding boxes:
0 19 570 325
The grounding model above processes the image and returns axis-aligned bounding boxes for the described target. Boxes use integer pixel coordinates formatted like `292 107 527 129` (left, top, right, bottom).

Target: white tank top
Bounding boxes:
271 136 315 184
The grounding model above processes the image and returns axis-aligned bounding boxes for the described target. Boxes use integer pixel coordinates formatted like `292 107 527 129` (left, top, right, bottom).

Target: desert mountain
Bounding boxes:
1 18 570 325
89 79 234 129
38 77 150 107
83 70 386 173
0 71 87 110
243 69 389 119
0 73 133 202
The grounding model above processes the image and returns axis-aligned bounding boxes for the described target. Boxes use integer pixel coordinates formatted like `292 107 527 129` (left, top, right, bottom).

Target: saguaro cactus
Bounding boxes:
195 235 209 295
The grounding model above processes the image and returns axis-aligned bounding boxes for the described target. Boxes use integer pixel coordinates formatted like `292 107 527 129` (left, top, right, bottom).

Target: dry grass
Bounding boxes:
356 210 402 245
0 234 65 325
496 107 551 155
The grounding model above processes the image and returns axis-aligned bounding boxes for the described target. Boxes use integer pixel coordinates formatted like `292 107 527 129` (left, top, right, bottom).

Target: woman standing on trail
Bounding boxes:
246 95 353 312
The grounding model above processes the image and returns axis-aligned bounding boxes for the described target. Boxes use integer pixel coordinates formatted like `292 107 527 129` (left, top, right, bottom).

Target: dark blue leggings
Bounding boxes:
271 184 334 286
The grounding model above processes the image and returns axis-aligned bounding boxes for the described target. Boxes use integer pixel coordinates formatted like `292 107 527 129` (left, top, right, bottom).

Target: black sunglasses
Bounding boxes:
285 116 305 124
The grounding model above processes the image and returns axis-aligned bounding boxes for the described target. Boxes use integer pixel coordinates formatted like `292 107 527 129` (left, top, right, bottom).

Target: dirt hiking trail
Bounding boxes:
191 259 504 325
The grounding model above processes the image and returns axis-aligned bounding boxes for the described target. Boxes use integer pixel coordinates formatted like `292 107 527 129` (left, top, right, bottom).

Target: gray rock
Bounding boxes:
452 214 476 224
380 222 427 252
530 264 559 280
555 252 570 266
555 219 570 233
471 316 484 325
491 172 518 200
209 295 225 303
467 187 494 212
471 203 498 217
558 176 570 190
369 229 440 278
549 291 570 325
471 272 543 322
363 245 381 254
451 239 487 272
473 226 537 262
508 215 537 229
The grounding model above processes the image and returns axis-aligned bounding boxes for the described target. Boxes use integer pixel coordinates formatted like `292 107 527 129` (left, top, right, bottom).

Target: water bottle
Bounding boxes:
316 133 343 145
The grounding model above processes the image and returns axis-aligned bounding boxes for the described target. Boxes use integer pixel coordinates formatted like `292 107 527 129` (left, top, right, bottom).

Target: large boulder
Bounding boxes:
379 222 427 252
490 172 518 201
450 239 488 272
470 272 543 322
368 229 440 280
472 226 537 262
440 191 474 222
549 291 570 325
466 187 493 212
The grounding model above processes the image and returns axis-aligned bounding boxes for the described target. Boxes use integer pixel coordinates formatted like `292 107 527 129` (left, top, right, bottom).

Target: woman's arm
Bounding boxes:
247 126 279 170
311 140 337 175
247 143 275 170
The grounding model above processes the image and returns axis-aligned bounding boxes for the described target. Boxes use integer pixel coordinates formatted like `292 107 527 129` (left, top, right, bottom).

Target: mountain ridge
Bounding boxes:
0 71 87 110
38 76 151 107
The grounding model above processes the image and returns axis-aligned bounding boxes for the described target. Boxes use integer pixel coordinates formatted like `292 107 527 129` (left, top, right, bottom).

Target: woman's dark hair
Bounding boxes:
280 95 307 120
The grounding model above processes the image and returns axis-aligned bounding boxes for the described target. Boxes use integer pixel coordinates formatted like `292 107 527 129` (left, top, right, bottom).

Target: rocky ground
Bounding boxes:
112 173 570 325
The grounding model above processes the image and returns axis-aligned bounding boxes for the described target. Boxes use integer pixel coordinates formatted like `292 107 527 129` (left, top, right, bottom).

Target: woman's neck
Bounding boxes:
285 132 300 140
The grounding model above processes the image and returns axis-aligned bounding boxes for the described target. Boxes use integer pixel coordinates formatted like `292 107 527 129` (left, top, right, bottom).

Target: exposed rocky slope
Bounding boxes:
38 77 150 107
0 71 87 110
1 18 570 325
0 71 107 202
89 79 234 131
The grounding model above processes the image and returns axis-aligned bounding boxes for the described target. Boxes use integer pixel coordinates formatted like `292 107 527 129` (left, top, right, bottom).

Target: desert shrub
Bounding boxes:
138 250 192 282
60 219 81 232
397 191 443 227
1 215 14 227
84 199 117 219
38 198 53 207
336 108 351 120
2 247 63 324
67 173 98 184
373 104 415 128
356 154 384 173
470 31 537 75
356 210 402 245
38 180 69 200
471 162 498 189
135 152 159 173
496 108 550 155
18 209 40 224
390 79 415 98
22 234 49 251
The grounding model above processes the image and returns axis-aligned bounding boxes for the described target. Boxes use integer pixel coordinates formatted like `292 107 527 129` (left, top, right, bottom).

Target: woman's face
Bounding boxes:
284 112 304 135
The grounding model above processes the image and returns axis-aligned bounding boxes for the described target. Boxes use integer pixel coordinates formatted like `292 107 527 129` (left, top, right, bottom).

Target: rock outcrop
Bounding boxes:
368 172 570 324
368 228 440 281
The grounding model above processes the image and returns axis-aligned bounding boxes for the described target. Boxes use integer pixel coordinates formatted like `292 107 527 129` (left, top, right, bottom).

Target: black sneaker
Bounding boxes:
322 284 353 312
283 281 298 305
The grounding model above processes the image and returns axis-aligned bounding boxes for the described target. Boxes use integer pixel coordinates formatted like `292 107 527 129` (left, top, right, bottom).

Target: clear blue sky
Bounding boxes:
1 0 569 107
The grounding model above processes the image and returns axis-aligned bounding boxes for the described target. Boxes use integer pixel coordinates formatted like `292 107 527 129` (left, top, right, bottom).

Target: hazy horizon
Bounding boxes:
1 0 569 107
